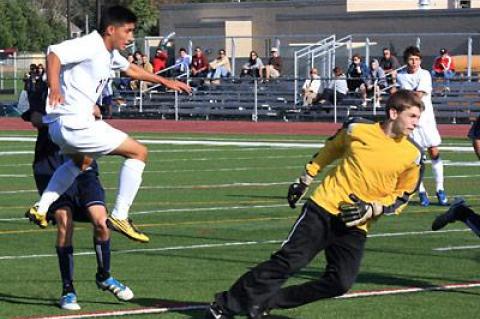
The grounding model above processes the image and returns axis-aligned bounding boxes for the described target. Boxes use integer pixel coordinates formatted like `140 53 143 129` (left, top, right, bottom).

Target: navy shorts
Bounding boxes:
468 116 480 141
33 153 105 222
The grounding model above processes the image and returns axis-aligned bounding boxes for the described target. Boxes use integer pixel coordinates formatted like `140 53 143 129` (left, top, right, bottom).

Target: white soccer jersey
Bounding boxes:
44 31 130 129
396 68 435 123
397 68 441 148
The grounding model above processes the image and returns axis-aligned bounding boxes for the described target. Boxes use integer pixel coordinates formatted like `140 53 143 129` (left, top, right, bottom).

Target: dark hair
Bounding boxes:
352 53 361 60
99 6 137 35
333 66 343 76
385 89 424 117
179 48 187 53
403 46 422 63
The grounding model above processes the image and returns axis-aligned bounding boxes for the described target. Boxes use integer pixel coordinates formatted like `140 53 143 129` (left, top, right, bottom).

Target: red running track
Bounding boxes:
0 118 470 138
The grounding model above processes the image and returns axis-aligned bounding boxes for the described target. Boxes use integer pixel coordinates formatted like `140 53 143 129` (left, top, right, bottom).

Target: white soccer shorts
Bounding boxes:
48 120 128 157
411 123 442 149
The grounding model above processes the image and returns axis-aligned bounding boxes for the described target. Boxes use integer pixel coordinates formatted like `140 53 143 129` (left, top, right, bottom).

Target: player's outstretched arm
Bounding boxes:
125 63 191 93
46 52 65 107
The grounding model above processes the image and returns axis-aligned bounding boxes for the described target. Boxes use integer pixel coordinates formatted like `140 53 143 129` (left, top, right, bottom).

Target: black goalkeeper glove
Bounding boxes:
339 194 383 227
287 181 309 209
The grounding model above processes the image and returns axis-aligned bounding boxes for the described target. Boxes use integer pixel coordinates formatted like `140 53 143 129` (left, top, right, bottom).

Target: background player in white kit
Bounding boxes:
394 46 447 206
25 6 191 243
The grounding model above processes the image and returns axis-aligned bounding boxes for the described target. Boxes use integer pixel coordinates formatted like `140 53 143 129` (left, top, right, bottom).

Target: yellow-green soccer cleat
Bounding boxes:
25 204 48 229
107 217 149 243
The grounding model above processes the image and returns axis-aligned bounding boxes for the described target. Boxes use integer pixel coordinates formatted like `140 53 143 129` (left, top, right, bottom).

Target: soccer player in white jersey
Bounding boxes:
394 46 447 207
25 6 191 243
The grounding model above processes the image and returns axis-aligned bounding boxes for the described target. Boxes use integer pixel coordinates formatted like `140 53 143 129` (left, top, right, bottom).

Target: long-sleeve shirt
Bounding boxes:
304 119 423 232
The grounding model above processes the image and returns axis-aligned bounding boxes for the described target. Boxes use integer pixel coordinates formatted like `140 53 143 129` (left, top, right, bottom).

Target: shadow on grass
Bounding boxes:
132 298 297 319
0 291 119 307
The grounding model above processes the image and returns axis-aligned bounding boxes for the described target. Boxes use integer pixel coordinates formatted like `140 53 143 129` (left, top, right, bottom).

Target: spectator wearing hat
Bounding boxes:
263 47 282 81
432 48 455 88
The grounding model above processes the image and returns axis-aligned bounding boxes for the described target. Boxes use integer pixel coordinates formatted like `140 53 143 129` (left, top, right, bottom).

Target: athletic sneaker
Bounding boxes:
59 292 81 310
419 192 430 207
107 217 149 243
205 303 233 319
432 197 467 231
25 204 48 228
436 190 448 206
96 276 134 301
248 305 271 319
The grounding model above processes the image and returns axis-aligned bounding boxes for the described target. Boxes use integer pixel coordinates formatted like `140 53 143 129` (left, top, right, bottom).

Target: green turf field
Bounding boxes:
0 131 479 319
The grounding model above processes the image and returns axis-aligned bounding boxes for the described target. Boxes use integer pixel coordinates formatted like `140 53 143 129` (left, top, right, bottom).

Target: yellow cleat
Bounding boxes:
107 217 149 243
25 205 48 229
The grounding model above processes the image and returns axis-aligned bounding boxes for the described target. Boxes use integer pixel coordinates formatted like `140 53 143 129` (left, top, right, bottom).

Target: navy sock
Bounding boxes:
94 238 111 281
56 246 75 294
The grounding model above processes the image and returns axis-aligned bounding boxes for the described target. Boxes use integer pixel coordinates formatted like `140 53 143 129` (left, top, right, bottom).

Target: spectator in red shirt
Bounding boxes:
191 47 209 78
432 48 455 87
152 48 168 74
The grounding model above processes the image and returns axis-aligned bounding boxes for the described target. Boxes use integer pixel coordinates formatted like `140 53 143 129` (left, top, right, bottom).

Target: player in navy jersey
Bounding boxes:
23 84 133 310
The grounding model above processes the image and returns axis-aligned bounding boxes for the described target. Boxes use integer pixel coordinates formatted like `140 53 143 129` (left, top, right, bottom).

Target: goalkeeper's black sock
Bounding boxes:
56 246 74 294
94 238 111 281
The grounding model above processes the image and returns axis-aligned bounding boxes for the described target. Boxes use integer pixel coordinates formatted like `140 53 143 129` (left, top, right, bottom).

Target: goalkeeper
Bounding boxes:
206 89 424 319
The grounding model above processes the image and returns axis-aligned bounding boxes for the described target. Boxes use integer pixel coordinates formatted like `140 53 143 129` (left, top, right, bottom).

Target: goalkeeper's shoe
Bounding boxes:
59 292 81 311
205 303 233 319
107 217 149 243
432 197 467 231
25 204 48 229
96 276 134 301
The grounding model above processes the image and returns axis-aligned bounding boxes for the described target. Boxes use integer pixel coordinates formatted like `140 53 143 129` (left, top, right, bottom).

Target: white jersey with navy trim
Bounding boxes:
44 31 129 129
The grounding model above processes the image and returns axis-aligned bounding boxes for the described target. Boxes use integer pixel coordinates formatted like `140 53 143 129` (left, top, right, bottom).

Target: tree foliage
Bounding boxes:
0 0 66 51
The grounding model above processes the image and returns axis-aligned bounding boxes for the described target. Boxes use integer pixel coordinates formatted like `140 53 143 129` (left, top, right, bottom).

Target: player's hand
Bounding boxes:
287 181 308 209
339 194 383 227
164 79 191 94
48 88 65 107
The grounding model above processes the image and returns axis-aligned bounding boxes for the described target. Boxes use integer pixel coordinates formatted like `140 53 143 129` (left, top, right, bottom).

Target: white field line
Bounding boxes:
0 228 470 261
17 281 480 319
433 244 480 251
0 136 476 151
0 204 287 221
2 174 480 195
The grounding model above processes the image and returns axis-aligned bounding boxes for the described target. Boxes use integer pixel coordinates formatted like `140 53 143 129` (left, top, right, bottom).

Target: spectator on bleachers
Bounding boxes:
432 48 455 88
174 48 192 75
191 47 209 78
133 50 143 66
241 50 264 78
118 54 134 90
379 47 401 85
301 68 321 106
152 48 168 74
263 47 282 81
141 55 154 91
317 66 348 106
359 59 387 107
207 49 231 84
347 53 368 92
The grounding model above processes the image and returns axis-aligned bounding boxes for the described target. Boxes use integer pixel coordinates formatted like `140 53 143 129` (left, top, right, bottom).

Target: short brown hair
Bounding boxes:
403 46 422 63
385 90 424 117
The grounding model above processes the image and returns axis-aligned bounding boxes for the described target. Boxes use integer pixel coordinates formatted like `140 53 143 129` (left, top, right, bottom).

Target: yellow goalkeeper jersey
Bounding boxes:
306 119 424 232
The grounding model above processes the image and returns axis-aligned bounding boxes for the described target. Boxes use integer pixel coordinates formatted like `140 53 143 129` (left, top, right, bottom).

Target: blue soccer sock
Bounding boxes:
94 238 111 281
56 246 75 294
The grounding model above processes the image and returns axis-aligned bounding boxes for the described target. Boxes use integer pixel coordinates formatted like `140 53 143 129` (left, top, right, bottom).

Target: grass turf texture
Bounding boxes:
0 131 479 318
